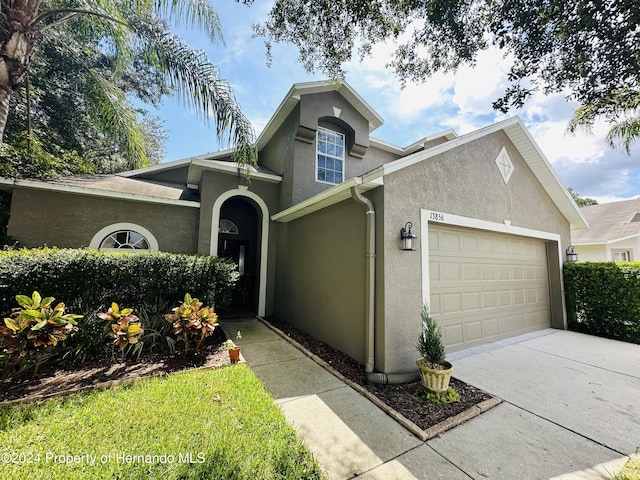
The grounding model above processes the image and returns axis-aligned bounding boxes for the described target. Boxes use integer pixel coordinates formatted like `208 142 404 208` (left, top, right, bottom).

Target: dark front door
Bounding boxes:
218 197 259 316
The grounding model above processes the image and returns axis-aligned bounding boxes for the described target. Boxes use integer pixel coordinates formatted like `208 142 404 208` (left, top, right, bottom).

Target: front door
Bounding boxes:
217 197 260 316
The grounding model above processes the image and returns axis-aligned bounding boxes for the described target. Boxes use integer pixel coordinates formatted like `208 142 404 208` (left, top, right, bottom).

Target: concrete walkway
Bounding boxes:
223 318 640 479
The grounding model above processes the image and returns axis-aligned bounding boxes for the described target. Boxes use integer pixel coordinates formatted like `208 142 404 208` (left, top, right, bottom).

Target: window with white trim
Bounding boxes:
613 250 632 262
90 223 159 251
316 126 345 185
100 230 150 250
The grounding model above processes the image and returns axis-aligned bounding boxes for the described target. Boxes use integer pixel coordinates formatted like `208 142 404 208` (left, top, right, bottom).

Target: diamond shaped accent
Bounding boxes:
495 147 514 184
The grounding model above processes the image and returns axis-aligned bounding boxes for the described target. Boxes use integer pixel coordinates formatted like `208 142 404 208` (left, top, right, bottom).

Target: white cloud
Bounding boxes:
451 48 511 116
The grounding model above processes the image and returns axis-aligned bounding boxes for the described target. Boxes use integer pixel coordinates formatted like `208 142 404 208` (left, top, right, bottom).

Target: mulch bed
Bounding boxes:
0 328 229 405
0 318 499 440
264 318 500 436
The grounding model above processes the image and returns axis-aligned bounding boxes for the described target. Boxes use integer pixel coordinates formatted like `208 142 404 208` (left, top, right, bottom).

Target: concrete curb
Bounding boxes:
257 316 502 441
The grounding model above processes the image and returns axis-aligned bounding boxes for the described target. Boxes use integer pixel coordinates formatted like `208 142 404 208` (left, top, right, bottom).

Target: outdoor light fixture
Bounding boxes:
566 245 578 263
400 222 417 251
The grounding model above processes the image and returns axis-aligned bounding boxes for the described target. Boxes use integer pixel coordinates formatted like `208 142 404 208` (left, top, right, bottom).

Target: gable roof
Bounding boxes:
257 80 384 150
572 197 640 244
273 117 588 230
120 152 282 187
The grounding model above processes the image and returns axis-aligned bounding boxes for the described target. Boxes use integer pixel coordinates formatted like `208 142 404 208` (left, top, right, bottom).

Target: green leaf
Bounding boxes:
4 318 19 332
15 295 33 307
31 291 42 306
41 297 56 307
31 320 48 331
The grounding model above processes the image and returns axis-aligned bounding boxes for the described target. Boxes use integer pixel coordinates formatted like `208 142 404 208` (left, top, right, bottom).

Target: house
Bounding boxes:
572 197 640 262
1 81 587 382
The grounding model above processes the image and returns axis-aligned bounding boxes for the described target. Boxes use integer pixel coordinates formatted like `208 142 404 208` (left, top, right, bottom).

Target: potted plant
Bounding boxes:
224 331 242 363
416 305 453 393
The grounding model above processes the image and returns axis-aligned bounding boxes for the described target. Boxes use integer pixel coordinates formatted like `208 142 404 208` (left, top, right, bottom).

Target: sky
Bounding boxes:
152 1 640 205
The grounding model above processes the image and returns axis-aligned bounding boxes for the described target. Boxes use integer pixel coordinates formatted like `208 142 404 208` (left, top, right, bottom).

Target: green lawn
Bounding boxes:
0 365 324 479
615 456 640 480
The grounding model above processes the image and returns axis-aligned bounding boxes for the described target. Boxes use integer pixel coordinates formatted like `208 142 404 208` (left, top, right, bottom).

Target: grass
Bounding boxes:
614 456 640 480
0 365 324 479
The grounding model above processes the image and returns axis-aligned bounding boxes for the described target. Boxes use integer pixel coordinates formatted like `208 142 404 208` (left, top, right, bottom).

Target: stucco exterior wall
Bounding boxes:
273 198 368 364
260 105 298 211
8 188 199 253
264 92 399 210
378 130 572 374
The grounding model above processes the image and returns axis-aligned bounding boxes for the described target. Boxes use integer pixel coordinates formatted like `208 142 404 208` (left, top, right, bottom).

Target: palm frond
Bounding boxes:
135 19 255 165
88 75 149 168
607 115 640 154
152 0 223 43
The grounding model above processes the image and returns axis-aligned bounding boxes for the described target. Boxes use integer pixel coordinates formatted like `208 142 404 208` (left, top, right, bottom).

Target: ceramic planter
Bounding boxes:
416 358 453 393
228 347 241 363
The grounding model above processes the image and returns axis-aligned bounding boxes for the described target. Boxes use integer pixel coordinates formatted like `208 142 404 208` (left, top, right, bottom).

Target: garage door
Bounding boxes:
428 224 550 351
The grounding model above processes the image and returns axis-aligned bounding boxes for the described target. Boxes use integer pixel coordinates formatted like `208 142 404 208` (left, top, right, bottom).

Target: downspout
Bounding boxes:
351 184 418 385
350 184 376 376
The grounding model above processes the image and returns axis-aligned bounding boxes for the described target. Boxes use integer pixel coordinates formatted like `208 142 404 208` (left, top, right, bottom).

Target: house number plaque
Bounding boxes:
429 211 445 222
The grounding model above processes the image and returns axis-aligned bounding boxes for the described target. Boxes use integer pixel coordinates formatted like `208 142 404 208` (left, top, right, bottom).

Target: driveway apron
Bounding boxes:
225 319 639 479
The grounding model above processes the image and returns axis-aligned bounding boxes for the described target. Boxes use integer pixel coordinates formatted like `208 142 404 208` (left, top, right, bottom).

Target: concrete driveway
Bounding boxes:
229 319 640 479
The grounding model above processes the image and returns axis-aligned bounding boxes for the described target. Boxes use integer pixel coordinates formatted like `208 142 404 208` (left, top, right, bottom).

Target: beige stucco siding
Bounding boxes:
274 198 367 364
378 130 572 374
8 188 199 253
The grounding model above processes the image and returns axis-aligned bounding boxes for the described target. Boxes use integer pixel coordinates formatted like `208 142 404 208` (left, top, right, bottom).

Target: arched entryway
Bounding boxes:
211 188 269 317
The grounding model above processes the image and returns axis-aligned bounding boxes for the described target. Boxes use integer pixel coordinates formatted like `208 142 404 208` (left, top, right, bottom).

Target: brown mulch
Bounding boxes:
265 318 495 432
0 318 495 436
0 328 229 405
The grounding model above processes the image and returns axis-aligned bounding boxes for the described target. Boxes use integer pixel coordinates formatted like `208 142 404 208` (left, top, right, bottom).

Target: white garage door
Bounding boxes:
428 224 551 351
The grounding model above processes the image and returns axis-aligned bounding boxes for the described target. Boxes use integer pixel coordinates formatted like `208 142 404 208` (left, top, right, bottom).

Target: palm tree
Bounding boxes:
0 0 256 168
570 88 640 155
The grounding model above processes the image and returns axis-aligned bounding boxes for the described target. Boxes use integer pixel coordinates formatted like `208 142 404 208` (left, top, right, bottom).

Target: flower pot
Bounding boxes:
228 347 241 363
416 358 453 393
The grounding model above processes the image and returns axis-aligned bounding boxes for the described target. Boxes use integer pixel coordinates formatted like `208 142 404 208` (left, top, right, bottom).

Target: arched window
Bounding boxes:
219 219 239 234
100 230 150 249
90 223 159 250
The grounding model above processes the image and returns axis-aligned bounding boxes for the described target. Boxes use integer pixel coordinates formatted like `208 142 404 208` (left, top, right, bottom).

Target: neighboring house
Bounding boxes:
1 81 587 381
572 198 640 262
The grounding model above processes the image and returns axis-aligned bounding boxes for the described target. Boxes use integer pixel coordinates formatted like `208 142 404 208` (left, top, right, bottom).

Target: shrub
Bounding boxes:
0 291 81 376
564 262 640 344
0 248 239 317
165 293 219 352
416 305 446 365
98 303 144 361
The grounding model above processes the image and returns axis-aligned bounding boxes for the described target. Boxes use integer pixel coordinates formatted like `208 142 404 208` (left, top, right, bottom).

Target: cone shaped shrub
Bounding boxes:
416 305 446 365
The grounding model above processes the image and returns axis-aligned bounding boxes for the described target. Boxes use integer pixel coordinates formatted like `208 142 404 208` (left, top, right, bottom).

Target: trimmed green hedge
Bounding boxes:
564 262 640 344
0 248 239 316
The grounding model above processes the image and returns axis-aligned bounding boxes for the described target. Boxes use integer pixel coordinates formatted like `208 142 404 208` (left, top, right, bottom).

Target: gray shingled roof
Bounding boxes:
572 197 640 244
43 175 198 201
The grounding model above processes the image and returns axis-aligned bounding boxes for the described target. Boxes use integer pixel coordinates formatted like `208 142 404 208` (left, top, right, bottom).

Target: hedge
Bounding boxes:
0 248 239 316
564 262 640 344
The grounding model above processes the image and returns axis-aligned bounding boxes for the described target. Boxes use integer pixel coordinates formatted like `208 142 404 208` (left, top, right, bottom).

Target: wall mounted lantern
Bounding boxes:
400 222 417 251
566 245 578 263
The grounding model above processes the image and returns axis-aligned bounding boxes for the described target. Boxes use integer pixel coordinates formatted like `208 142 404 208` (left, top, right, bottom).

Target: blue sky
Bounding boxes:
152 1 640 204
